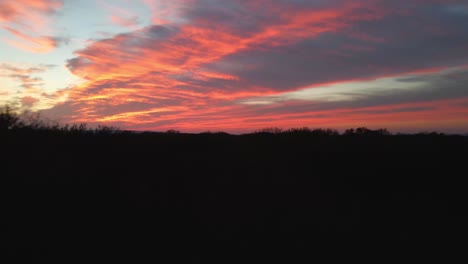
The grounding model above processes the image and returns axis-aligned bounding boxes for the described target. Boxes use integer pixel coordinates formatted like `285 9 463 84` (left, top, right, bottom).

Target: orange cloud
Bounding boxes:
0 0 62 24
42 0 468 133
0 0 63 53
3 26 58 53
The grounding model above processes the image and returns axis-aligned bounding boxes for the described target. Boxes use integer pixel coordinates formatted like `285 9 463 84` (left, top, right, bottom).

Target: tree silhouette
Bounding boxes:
0 105 23 131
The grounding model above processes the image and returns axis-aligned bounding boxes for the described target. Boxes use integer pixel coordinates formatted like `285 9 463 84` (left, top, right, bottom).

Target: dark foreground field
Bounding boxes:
2 128 468 262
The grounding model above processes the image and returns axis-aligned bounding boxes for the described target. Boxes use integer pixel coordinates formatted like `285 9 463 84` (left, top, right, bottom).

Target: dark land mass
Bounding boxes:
2 126 468 262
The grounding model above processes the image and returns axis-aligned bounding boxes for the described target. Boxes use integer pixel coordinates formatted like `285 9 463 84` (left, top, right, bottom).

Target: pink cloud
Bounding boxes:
110 15 140 27
3 26 59 53
21 96 39 107
105 3 142 28
0 0 63 53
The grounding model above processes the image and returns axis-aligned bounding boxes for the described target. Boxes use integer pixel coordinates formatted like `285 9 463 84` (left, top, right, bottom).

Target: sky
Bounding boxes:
1 0 468 133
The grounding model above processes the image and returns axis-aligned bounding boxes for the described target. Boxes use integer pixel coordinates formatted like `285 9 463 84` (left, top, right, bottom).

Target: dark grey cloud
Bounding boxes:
202 3 468 91
183 0 279 37
241 67 468 116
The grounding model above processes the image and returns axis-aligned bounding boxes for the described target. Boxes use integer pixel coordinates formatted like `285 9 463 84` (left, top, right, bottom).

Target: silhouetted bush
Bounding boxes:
94 125 121 135
0 105 23 131
255 127 340 136
285 127 340 136
166 129 181 134
0 104 122 136
344 127 391 136
255 127 283 134
285 127 312 134
417 131 446 136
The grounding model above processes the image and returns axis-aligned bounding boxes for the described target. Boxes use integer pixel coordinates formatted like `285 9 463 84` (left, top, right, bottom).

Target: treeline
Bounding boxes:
0 105 456 136
0 105 119 134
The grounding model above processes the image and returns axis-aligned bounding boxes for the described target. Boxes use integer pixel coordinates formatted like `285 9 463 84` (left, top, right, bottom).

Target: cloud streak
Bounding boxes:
0 0 64 53
0 63 63 109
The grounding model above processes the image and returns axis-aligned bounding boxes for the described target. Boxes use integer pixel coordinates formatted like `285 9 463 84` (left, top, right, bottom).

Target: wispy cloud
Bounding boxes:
105 2 143 28
3 26 63 53
110 15 140 28
0 0 64 53
0 63 65 109
0 63 49 90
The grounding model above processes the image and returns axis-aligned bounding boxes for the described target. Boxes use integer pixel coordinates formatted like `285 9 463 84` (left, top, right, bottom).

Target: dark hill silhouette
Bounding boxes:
1 107 467 262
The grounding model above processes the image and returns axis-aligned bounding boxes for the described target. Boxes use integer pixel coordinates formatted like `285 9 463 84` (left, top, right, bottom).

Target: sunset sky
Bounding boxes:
1 0 468 133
